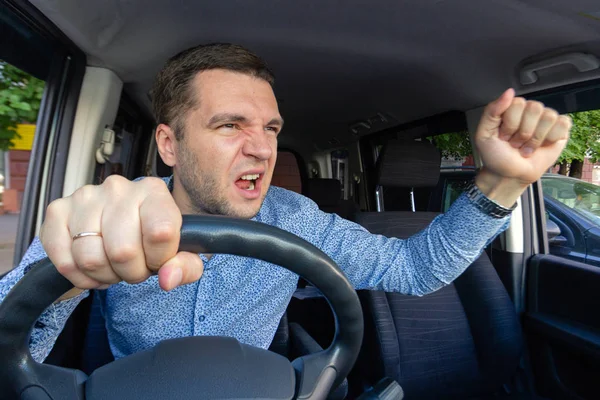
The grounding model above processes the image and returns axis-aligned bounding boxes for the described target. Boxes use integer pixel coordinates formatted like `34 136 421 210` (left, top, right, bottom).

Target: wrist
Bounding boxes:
474 168 529 208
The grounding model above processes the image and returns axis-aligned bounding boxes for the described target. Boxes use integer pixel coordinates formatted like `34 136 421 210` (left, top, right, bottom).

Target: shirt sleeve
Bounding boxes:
0 237 89 362
311 192 511 296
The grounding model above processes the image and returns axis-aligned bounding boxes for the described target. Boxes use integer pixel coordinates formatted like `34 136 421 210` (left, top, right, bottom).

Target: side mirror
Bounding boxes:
546 219 567 246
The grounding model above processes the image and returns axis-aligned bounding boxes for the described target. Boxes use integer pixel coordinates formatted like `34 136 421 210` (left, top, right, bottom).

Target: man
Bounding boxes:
0 43 571 363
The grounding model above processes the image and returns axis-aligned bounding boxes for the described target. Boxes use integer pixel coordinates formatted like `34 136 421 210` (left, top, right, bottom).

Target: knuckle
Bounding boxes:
513 97 526 107
77 256 104 272
526 100 544 113
72 184 97 204
103 174 126 186
559 115 573 129
542 108 559 122
45 198 66 219
106 244 140 265
141 177 169 193
103 174 128 194
55 260 76 276
147 221 179 244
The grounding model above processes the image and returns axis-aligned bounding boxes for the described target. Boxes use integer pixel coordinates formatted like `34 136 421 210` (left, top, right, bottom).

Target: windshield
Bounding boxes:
542 175 600 226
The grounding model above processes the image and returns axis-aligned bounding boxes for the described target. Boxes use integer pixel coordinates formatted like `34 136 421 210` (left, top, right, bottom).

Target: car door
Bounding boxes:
424 131 600 398
523 84 600 400
544 198 589 265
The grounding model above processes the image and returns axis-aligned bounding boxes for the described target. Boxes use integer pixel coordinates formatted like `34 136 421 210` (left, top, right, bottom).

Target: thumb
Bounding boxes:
158 251 204 291
478 88 515 138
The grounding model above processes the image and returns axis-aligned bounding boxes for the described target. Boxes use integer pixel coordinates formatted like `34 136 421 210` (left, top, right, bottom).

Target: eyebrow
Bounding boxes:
267 117 285 128
207 113 284 129
207 113 248 127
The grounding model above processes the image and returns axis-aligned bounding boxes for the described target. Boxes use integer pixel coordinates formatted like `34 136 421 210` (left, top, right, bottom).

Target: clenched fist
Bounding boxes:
473 89 572 207
40 175 204 299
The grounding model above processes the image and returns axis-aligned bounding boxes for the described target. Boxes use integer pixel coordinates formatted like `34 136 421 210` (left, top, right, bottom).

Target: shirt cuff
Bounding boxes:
29 290 89 362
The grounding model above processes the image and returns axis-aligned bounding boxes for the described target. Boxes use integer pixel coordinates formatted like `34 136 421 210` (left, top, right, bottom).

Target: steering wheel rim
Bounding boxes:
0 215 363 399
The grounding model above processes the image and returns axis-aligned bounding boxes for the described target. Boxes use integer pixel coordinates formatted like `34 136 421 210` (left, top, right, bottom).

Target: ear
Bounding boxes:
156 123 178 167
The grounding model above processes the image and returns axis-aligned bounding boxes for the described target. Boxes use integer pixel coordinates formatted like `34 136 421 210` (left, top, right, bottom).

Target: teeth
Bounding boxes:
240 174 260 180
246 181 255 190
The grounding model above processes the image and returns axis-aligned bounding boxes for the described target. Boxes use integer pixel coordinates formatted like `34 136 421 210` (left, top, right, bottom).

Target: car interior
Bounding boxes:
1 0 600 399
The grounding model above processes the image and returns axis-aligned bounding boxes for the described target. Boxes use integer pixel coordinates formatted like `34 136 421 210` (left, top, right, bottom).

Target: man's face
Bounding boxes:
171 69 282 218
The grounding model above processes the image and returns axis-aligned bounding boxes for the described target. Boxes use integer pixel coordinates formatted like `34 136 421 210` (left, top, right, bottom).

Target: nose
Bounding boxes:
242 130 273 161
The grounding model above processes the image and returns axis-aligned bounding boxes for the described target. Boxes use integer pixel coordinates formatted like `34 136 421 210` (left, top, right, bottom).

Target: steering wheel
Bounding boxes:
0 216 363 400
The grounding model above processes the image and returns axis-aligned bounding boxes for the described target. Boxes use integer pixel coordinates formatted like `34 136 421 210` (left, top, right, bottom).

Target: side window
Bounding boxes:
442 179 471 212
542 175 600 267
0 3 84 272
540 108 600 267
434 131 475 213
0 62 46 276
271 150 302 193
0 62 45 212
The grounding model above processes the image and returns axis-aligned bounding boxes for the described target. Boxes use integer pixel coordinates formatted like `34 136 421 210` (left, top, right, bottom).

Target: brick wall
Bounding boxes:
271 151 302 193
582 159 595 183
4 150 31 212
551 158 600 185
9 150 30 192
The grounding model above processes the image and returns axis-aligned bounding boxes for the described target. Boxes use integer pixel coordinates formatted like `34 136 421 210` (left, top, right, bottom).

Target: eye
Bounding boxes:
221 124 236 129
265 126 280 135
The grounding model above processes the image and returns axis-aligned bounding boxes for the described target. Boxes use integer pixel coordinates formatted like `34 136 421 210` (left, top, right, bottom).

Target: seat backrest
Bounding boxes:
305 178 358 220
353 140 523 398
375 140 441 211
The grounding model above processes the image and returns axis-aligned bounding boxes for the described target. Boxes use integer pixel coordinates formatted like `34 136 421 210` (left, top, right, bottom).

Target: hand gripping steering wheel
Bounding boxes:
0 216 363 400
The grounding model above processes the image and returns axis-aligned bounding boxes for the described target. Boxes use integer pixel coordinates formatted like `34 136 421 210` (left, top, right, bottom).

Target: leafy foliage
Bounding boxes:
430 111 600 170
429 131 472 159
557 110 600 164
0 61 45 150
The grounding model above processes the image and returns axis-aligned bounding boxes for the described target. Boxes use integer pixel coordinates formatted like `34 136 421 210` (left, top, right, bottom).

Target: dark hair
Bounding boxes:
150 43 275 140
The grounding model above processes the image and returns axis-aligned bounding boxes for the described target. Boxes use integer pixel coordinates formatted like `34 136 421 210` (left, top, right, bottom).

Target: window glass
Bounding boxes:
0 61 46 276
542 176 600 224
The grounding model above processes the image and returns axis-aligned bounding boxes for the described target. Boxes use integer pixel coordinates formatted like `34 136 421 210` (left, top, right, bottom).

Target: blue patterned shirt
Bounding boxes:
0 178 510 363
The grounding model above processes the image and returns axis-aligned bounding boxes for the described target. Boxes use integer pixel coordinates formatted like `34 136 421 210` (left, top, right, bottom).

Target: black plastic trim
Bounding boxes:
525 313 600 358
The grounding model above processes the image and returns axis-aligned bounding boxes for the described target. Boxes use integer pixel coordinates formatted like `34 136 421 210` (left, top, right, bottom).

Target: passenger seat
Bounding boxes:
351 140 524 399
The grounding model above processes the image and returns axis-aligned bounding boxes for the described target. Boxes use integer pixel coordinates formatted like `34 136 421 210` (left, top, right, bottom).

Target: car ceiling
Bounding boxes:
27 0 600 152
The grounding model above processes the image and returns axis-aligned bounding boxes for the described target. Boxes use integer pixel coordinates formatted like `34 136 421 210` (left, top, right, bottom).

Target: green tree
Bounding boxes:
430 131 471 159
430 111 600 179
0 61 45 150
556 110 600 178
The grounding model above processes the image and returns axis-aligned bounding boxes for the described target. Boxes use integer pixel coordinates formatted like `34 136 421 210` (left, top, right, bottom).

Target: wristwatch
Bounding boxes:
465 182 517 218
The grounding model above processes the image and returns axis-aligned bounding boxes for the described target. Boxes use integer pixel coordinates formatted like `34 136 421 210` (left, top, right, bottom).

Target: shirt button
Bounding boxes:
198 315 206 322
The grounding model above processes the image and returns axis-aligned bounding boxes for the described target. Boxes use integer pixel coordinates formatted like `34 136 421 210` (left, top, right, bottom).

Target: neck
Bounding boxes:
170 176 213 260
170 176 206 215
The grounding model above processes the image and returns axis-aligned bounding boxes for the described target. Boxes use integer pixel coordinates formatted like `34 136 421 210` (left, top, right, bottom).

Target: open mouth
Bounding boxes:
234 173 262 194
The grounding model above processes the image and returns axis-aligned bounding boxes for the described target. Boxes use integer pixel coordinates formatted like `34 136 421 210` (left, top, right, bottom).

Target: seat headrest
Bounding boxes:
305 179 342 206
376 140 441 188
